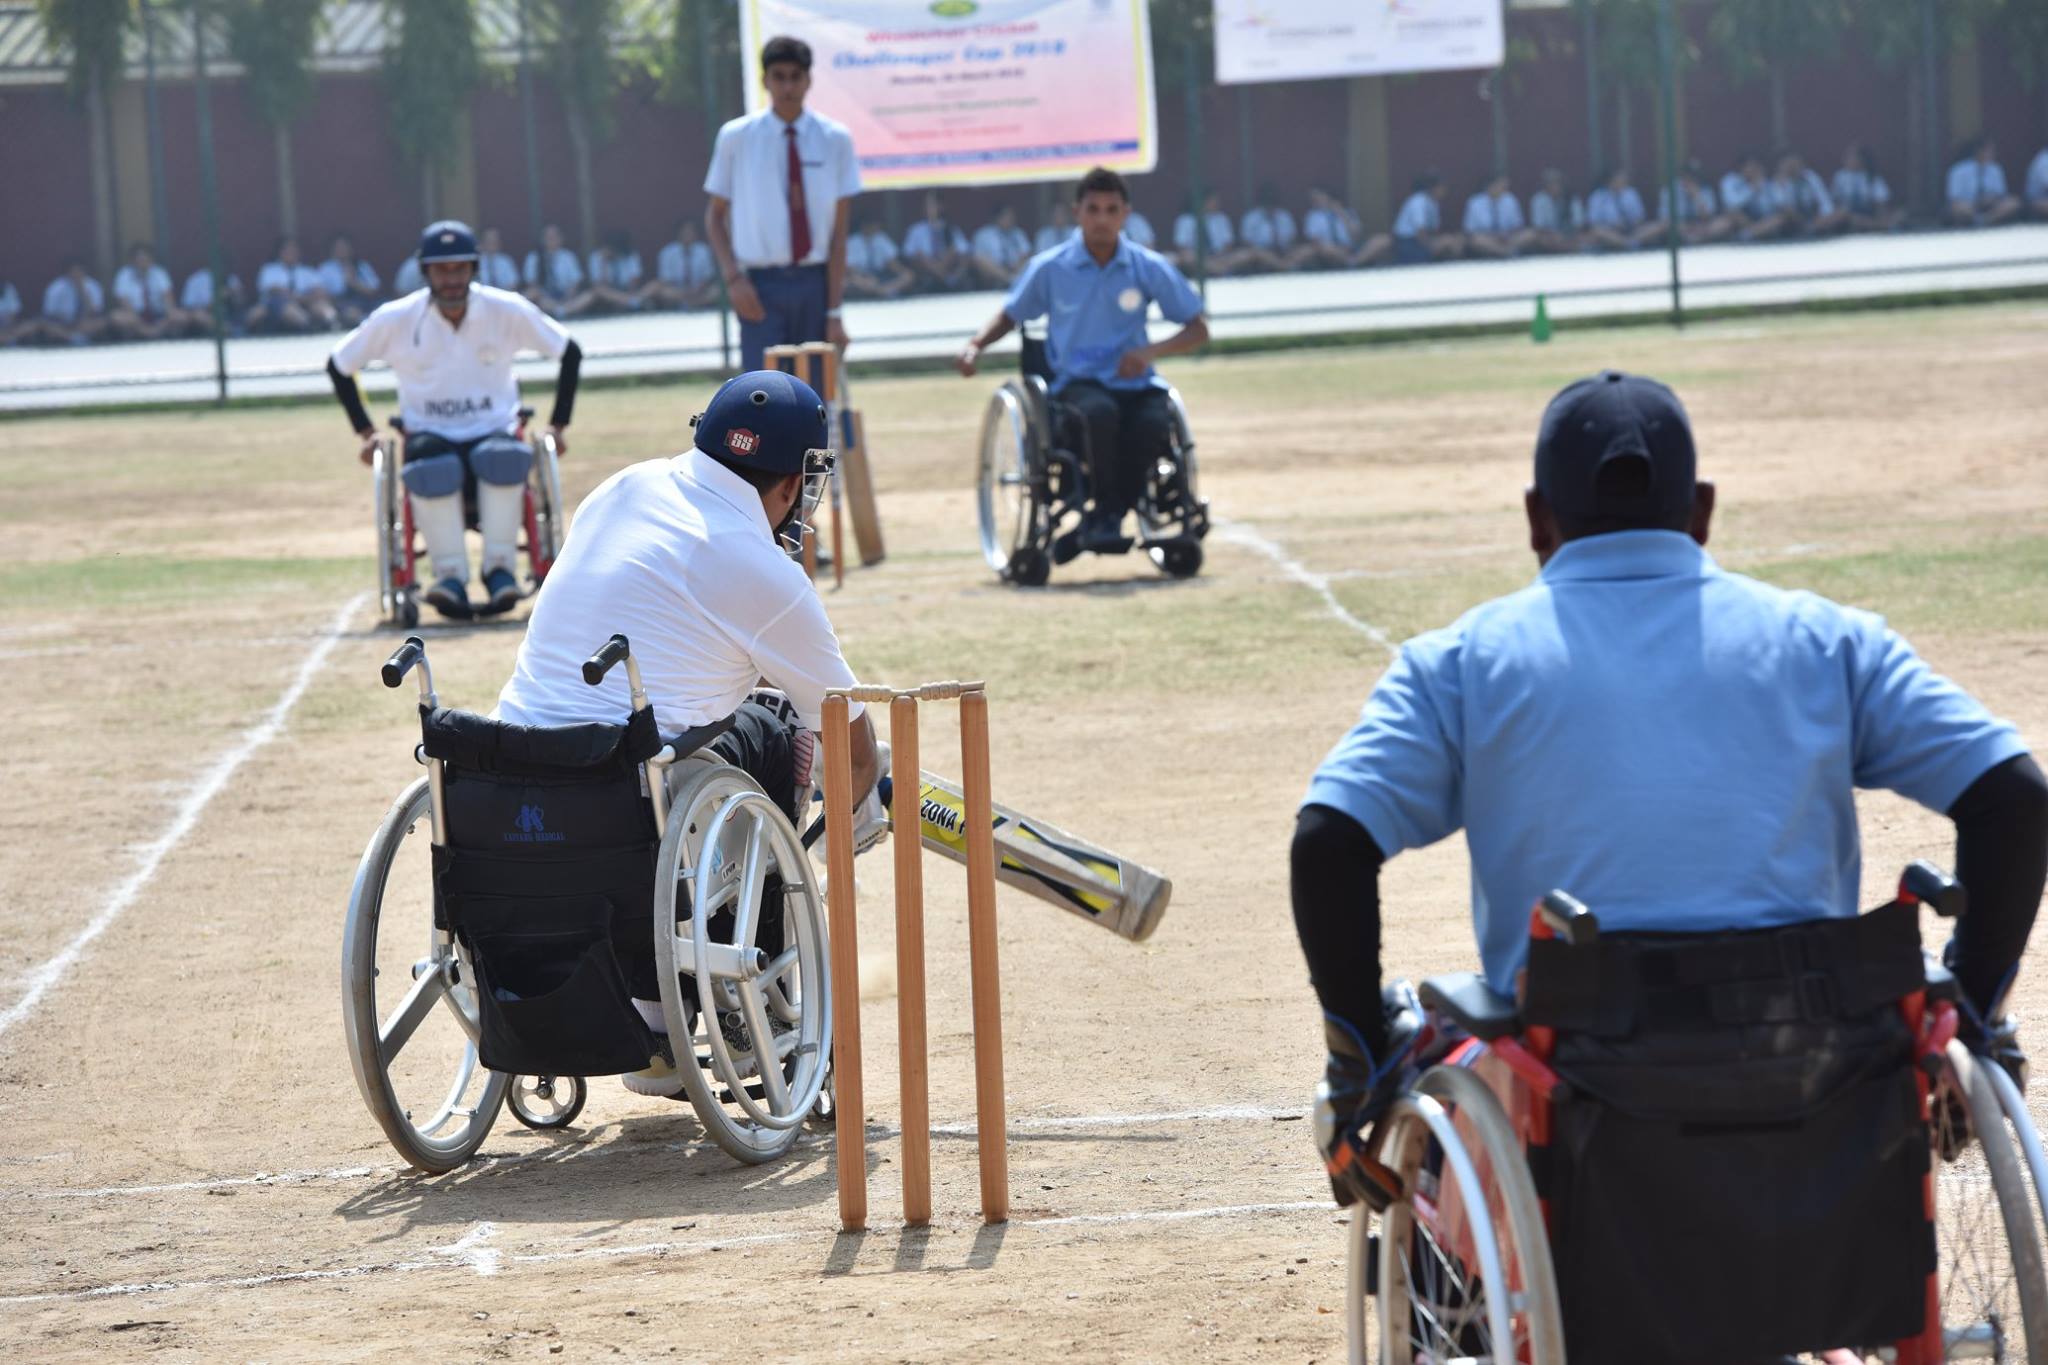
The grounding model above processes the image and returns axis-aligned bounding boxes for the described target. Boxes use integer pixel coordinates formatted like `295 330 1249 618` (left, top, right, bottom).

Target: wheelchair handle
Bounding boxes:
582 635 631 687
382 637 426 689
1537 890 1600 946
1899 860 1967 918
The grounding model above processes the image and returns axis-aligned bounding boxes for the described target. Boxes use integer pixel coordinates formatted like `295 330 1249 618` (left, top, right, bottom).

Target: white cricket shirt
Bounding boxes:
497 450 864 734
330 285 569 443
704 107 861 269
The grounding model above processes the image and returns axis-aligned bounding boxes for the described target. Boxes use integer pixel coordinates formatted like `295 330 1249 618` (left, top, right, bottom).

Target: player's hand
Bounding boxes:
826 315 850 351
953 342 981 378
1314 981 1429 1212
357 428 380 466
548 424 569 457
1116 347 1153 380
726 274 766 323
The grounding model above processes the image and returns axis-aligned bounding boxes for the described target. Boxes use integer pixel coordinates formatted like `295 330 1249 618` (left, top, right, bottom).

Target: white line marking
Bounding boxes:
20 1105 1309 1202
0 1201 1333 1304
0 592 369 1040
1212 519 1399 654
430 1222 501 1276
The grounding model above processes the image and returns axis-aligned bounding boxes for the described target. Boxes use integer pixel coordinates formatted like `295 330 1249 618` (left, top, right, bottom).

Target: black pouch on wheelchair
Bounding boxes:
1526 904 1935 1364
425 706 666 1078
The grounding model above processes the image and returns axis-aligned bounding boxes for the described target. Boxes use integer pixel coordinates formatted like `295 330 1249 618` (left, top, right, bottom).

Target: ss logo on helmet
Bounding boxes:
725 428 760 456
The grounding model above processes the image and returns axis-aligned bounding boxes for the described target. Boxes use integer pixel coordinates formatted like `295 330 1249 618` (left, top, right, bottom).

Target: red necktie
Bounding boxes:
785 126 813 264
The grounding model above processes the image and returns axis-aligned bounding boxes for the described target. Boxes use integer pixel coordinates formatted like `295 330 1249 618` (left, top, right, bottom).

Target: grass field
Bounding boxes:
1 302 2044 1359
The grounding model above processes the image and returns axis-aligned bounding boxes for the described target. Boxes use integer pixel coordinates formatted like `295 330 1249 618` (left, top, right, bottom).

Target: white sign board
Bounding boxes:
1213 0 1504 85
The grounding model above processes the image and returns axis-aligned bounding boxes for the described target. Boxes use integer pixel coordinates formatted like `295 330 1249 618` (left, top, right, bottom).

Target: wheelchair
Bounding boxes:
1349 864 2048 1364
341 633 831 1172
975 333 1209 587
369 405 568 629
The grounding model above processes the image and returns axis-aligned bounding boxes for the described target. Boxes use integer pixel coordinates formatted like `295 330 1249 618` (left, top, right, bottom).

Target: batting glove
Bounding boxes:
1313 980 1429 1212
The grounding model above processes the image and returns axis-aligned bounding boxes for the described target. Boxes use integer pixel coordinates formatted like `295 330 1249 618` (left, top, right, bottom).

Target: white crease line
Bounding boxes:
0 1201 1332 1305
1212 519 1399 654
0 592 369 1040
23 1105 1307 1202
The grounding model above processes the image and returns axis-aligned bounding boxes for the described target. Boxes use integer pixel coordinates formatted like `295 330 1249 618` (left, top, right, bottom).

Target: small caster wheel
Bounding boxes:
509 1074 587 1130
1152 541 1203 579
396 592 420 630
1006 545 1051 588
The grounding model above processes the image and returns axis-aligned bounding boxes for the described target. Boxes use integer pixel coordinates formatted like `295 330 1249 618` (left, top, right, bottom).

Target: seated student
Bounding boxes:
1124 206 1157 249
1239 183 1314 272
1529 168 1588 252
1721 155 1794 241
1303 186 1378 268
1390 173 1464 264
583 233 651 314
1947 137 2022 228
319 233 384 328
179 266 242 332
0 279 31 345
41 260 112 344
652 220 720 309
1832 144 1905 233
1766 151 1847 237
902 191 974 291
2024 145 2048 221
1585 167 1663 250
392 253 424 296
477 227 522 291
1462 173 1540 259
1034 200 1074 254
524 223 596 317
970 204 1033 287
844 219 914 301
248 237 335 333
1658 161 1736 245
1172 190 1252 274
111 243 200 339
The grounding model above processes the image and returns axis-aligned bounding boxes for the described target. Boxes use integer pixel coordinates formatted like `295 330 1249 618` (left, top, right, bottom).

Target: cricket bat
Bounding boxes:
892 772 1171 943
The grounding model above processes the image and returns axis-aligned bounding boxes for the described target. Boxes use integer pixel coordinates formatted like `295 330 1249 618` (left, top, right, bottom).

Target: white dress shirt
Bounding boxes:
330 285 570 443
658 239 718 290
972 224 1031 270
497 449 864 733
114 264 176 315
704 107 862 269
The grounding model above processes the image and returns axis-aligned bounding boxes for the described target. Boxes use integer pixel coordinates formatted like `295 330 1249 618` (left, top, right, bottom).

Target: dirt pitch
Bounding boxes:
2 303 2046 1361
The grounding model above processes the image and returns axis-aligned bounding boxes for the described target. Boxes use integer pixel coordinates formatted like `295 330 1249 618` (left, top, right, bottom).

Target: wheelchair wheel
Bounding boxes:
977 380 1050 583
654 761 832 1165
342 777 510 1173
1932 1040 2048 1359
508 1074 587 1131
526 428 567 586
1358 1064 1565 1365
1982 1058 2048 1251
371 440 418 629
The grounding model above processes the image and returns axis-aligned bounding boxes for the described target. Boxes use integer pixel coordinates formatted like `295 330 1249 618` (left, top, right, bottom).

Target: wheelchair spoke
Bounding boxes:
441 978 483 1044
729 818 768 951
379 965 450 1066
737 983 791 1114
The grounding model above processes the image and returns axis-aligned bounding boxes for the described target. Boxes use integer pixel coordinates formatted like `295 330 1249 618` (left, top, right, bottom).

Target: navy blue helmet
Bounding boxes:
691 370 830 477
418 220 479 264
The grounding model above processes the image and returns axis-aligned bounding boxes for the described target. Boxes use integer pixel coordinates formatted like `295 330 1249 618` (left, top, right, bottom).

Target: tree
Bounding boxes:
38 0 131 276
1573 0 1691 177
655 0 740 121
537 0 623 252
1855 0 2007 208
1707 0 1849 149
383 0 482 221
225 0 322 241
1993 0 2048 134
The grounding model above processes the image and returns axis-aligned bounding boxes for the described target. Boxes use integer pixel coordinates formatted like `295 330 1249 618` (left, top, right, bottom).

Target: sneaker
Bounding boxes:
481 566 520 614
1078 508 1131 554
423 575 472 619
622 1050 685 1097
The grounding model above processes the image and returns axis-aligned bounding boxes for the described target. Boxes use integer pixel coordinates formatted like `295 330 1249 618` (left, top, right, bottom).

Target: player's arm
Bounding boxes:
825 198 853 349
956 254 1049 377
747 584 881 801
548 340 582 452
328 315 385 463
1116 256 1210 378
1946 753 2048 1022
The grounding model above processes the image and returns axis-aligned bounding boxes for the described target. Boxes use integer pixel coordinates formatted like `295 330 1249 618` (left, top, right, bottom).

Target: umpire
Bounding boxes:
705 35 860 371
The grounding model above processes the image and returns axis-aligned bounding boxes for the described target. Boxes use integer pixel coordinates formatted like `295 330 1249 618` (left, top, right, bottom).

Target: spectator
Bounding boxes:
970 204 1032 286
903 191 973 291
583 233 650 313
40 260 111 344
1034 200 1074 254
845 219 914 300
477 227 522 291
1585 168 1662 250
1832 144 1905 233
393 253 424 295
248 237 335 333
1721 156 1794 241
1240 183 1312 271
524 223 595 316
2028 144 2048 221
1658 161 1736 245
653 219 720 308
1530 168 1587 252
1124 206 1157 249
1303 186 1366 267
319 233 383 327
1462 173 1540 258
0 279 29 344
1946 137 2021 227
111 243 199 339
179 266 242 329
1172 190 1251 274
1391 173 1464 264
1766 151 1846 237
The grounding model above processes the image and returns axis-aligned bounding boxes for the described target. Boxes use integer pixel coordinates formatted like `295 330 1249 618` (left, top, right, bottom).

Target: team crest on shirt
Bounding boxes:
725 428 760 457
1117 287 1143 312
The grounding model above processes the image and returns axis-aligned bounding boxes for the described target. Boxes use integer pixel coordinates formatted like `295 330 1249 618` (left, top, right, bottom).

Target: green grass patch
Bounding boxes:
0 554 363 608
1750 536 2048 636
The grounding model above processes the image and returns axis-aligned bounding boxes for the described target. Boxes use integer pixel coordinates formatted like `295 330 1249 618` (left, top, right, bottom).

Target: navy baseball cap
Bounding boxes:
691 370 829 476
1534 370 1696 531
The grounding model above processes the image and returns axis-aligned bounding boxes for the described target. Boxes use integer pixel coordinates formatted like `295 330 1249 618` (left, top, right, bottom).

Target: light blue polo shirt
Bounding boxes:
1002 234 1204 393
1304 531 2025 993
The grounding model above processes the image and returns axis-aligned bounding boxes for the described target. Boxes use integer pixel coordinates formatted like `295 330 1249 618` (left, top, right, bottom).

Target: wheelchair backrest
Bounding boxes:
420 704 664 853
1019 330 1054 384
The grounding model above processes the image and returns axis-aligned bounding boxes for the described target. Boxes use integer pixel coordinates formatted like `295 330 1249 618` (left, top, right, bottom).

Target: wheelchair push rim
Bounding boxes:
1932 1040 2048 1361
655 762 832 1165
526 427 567 586
342 777 509 1172
371 439 418 629
977 382 1044 578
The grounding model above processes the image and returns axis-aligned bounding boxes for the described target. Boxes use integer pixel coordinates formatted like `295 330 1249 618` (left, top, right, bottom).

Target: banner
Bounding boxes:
739 0 1157 190
1213 0 1504 86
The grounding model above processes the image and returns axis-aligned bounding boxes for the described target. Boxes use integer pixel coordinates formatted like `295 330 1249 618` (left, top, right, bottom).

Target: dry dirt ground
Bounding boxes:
1 304 2045 1361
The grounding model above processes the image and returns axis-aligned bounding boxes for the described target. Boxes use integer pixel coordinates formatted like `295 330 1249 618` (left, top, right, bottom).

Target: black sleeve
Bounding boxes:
1291 803 1389 1057
328 357 373 435
549 340 582 430
1947 752 2048 1020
